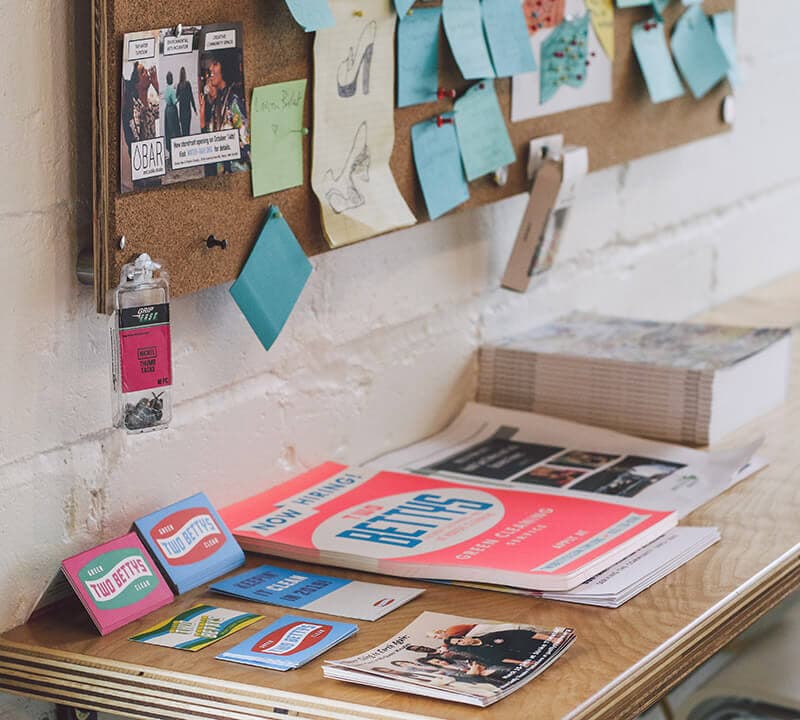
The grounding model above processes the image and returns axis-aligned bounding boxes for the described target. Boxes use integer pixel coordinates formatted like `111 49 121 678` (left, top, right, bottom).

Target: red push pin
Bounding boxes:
435 115 454 127
437 87 457 100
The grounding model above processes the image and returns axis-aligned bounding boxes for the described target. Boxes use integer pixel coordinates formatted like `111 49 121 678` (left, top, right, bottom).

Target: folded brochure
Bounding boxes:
130 604 262 651
211 564 424 621
60 532 173 635
133 492 245 595
324 611 574 707
217 614 358 671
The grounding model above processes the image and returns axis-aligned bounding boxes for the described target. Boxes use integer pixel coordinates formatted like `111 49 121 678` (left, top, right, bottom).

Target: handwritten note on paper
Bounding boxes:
454 80 515 181
251 80 306 197
671 5 730 99
411 117 470 220
584 0 614 60
482 0 537 77
712 11 739 88
397 6 441 107
311 1 416 248
632 19 685 103
442 0 496 80
285 0 335 31
394 0 415 18
229 207 312 351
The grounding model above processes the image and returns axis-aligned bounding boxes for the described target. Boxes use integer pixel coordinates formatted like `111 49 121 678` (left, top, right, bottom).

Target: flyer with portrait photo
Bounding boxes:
120 22 250 193
323 611 575 706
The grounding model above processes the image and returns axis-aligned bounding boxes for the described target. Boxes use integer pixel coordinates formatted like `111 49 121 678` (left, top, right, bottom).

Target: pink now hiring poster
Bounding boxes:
61 532 173 635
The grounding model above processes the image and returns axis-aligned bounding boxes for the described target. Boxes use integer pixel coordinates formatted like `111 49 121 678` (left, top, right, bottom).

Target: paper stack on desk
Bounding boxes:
477 314 791 446
324 611 575 707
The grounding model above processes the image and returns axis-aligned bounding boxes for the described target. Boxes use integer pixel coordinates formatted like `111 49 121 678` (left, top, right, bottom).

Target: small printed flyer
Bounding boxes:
120 22 250 193
130 604 262 651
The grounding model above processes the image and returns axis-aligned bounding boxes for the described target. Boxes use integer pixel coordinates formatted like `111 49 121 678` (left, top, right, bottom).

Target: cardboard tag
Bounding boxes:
501 158 563 292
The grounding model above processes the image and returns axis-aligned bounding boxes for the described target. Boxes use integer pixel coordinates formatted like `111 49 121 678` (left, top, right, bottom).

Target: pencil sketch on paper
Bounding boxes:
323 121 370 214
337 21 376 97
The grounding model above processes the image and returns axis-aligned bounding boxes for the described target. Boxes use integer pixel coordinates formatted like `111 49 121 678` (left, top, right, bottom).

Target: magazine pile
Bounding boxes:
323 611 575 707
222 404 763 597
477 313 790 446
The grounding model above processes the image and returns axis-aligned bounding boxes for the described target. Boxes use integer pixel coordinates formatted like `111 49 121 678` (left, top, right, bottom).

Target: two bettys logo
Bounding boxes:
252 622 332 656
151 508 226 566
79 549 156 609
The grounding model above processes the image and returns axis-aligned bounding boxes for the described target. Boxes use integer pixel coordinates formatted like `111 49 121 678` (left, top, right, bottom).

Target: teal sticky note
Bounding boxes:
712 11 739 88
230 207 312 351
442 0 496 80
671 5 730 99
632 19 685 103
454 80 515 181
540 15 590 104
411 116 470 220
285 0 335 32
481 0 537 77
395 0 415 18
397 6 441 107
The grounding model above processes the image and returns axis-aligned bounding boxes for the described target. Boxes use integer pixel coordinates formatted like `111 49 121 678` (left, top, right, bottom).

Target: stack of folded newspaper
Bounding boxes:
477 313 790 446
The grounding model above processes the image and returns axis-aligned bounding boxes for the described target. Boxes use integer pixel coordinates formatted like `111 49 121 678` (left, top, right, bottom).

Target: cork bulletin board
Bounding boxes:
92 0 734 311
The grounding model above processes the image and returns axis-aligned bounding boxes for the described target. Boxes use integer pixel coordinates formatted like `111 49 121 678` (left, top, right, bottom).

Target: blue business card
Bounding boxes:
210 564 423 620
134 492 245 595
216 615 358 671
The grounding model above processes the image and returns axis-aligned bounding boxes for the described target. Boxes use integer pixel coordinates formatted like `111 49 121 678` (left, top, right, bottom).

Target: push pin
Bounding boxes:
205 234 228 250
353 9 363 16
173 23 183 36
437 87 457 101
434 115 454 127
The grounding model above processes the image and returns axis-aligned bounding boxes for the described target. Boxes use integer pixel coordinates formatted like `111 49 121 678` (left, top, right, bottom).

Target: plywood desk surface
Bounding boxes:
3 273 800 720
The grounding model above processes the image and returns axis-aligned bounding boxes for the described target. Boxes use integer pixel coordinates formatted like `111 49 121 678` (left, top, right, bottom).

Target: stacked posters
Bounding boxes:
324 611 574 706
441 526 721 608
222 461 678 592
372 402 764 520
477 314 791 445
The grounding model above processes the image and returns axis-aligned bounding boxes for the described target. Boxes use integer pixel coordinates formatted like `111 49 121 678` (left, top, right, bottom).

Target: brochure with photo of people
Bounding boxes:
323 611 575 706
120 22 250 193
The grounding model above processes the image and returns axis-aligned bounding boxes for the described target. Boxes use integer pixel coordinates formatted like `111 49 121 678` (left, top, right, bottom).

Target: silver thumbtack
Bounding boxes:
118 235 127 251
173 23 183 36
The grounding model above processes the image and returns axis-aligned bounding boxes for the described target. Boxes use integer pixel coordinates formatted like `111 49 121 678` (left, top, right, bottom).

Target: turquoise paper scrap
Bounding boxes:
712 11 739 88
442 0 496 80
454 80 516 181
681 0 702 4
397 6 441 107
229 207 312 351
481 0 537 78
285 0 335 32
395 0 415 18
671 5 730 99
540 15 590 105
411 116 470 220
631 19 685 103
617 0 671 18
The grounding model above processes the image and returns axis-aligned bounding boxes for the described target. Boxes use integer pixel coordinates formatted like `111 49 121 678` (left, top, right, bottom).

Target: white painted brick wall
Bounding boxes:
2 0 799 717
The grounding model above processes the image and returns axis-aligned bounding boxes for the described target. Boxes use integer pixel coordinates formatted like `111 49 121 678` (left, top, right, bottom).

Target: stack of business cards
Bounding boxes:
211 564 424 621
217 615 358 671
61 533 173 635
130 604 262 651
134 493 245 594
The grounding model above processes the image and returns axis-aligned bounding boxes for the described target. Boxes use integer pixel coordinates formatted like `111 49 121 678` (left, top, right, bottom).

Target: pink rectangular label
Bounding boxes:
120 325 172 393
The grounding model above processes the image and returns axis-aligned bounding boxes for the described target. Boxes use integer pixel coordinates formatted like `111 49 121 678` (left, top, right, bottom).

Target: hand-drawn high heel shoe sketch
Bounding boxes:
337 21 376 98
323 121 370 214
